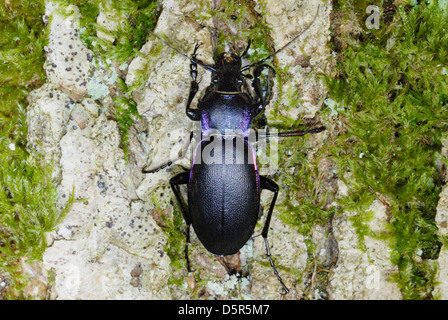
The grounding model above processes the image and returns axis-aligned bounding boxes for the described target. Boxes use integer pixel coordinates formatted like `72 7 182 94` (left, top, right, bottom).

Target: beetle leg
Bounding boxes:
252 64 276 116
256 126 326 139
184 224 191 273
142 131 195 173
241 39 252 58
186 43 201 121
170 171 193 272
260 176 289 294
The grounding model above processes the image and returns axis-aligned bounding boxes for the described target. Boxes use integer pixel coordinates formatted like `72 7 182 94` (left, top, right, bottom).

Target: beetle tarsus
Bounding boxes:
264 238 289 294
256 126 326 139
142 161 173 174
185 224 192 272
142 132 195 173
277 126 326 137
186 43 202 121
259 176 289 293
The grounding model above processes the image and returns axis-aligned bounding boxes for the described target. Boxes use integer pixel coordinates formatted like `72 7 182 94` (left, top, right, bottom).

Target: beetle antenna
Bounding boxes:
153 33 216 72
240 4 320 72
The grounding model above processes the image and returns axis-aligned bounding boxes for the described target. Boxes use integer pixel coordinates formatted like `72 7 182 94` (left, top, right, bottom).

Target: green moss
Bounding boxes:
0 1 47 91
0 0 74 299
326 0 448 299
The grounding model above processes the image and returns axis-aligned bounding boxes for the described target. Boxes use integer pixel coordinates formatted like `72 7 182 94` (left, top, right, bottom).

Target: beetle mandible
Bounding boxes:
143 5 324 294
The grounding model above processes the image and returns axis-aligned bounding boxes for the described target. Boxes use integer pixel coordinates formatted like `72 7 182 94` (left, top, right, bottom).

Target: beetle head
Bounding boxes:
213 52 244 92
217 52 242 69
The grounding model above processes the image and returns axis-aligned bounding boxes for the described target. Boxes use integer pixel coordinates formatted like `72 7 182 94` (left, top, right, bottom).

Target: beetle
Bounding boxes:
143 6 323 294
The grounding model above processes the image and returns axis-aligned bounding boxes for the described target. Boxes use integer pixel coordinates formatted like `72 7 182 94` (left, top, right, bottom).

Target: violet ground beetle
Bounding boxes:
143 5 324 294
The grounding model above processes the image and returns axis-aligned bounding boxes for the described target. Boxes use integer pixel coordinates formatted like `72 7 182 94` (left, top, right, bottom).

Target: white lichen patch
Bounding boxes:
205 274 249 297
87 74 110 100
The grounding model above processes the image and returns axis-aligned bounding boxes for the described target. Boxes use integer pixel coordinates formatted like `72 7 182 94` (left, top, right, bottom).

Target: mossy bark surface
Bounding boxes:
1 0 448 300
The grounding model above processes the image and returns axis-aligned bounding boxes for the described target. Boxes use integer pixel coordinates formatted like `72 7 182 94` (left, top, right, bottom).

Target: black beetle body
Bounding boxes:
188 137 259 256
144 6 323 294
199 92 255 136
